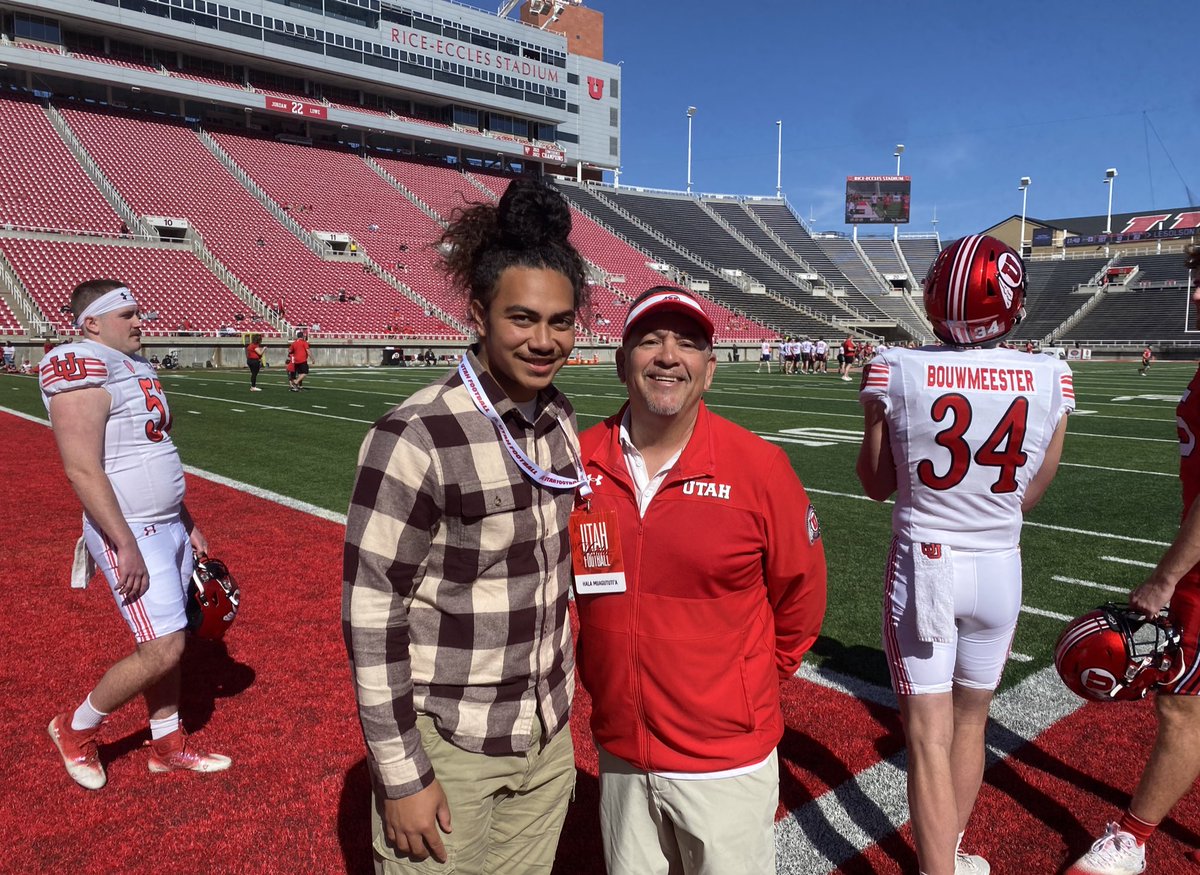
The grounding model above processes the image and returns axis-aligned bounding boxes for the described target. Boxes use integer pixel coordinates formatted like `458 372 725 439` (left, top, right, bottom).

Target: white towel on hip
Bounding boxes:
912 542 955 644
70 521 94 590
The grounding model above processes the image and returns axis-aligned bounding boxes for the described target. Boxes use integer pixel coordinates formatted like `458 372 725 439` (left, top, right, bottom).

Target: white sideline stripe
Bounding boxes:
1008 652 1034 662
775 665 1082 873
182 464 348 525
1061 462 1175 478
1051 575 1127 593
0 404 350 527
804 487 1172 545
1101 555 1156 568
1020 605 1073 621
0 406 47 426
167 391 373 424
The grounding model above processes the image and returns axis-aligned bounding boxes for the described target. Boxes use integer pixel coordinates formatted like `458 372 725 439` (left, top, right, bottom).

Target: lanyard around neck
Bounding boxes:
457 356 591 497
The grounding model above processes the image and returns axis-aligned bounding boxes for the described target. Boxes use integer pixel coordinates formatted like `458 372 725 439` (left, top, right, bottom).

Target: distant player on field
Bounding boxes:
1139 344 1153 376
757 338 773 374
40 278 230 791
1069 244 1200 875
856 236 1073 875
839 335 857 381
289 328 310 391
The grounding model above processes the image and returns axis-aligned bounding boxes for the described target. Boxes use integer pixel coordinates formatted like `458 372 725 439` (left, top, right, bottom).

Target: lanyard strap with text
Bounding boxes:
458 356 591 498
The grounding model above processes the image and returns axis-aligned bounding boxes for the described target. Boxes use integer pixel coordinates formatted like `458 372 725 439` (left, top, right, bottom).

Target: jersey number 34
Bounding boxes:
917 393 1029 494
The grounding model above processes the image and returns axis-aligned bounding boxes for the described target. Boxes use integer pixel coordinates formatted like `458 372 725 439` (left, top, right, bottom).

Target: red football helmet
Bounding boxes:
1054 603 1185 701
186 554 241 640
924 234 1026 346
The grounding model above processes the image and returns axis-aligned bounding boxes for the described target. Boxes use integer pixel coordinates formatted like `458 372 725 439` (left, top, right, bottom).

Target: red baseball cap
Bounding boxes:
622 286 715 345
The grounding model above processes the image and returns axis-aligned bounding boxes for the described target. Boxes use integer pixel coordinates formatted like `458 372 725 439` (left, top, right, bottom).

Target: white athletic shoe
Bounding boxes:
1071 823 1146 874
955 850 990 874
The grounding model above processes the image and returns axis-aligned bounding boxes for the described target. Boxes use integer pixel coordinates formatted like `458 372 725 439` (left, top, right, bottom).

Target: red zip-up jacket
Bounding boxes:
576 401 827 773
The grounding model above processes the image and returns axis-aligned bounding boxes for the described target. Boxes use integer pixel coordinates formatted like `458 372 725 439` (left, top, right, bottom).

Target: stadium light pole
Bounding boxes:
686 106 697 194
892 145 905 243
776 120 783 198
1104 167 1118 254
1018 177 1031 256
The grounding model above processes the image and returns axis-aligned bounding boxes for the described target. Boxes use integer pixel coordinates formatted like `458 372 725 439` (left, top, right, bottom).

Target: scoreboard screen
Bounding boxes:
845 176 911 224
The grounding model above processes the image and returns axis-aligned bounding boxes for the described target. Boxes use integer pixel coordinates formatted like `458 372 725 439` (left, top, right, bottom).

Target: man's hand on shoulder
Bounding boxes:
382 779 453 863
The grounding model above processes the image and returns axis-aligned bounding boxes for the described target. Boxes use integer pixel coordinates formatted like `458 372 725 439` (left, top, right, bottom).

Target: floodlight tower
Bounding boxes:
894 144 905 176
776 120 783 198
1018 176 1031 256
686 106 697 194
1104 167 1118 254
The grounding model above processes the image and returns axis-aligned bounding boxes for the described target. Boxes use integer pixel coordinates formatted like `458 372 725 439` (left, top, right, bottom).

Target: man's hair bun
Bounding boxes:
497 179 573 250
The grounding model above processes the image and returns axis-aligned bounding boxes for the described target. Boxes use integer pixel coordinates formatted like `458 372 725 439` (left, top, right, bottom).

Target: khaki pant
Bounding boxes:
598 746 779 875
372 714 576 875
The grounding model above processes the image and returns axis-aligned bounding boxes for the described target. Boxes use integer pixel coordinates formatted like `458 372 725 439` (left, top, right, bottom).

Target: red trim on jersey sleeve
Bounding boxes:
1060 373 1075 401
39 354 109 393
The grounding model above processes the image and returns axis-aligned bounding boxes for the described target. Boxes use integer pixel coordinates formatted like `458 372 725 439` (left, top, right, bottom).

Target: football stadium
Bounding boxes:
2 0 1199 873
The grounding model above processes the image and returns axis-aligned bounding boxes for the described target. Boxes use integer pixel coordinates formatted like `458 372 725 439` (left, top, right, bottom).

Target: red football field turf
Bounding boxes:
4 409 1200 874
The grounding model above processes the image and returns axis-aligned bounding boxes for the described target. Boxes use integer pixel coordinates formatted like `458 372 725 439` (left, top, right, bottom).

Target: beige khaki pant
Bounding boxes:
598 746 779 875
372 713 576 875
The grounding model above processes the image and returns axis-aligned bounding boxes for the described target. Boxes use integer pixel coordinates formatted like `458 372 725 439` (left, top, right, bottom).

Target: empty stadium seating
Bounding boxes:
57 105 457 338
0 94 121 234
897 236 941 286
857 237 907 281
0 237 275 336
1114 252 1192 288
1010 256 1108 341
212 131 466 331
372 155 484 226
1065 285 1196 342
0 290 23 333
557 184 830 338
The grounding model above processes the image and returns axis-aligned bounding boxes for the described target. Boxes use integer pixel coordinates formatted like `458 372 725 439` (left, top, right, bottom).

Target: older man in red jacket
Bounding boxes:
574 286 827 875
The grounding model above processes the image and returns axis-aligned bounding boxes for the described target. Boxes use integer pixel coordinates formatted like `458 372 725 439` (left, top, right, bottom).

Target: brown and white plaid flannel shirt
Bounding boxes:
342 350 579 799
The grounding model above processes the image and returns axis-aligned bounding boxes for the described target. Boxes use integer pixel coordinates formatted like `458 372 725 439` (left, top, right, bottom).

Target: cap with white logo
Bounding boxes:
622 287 715 345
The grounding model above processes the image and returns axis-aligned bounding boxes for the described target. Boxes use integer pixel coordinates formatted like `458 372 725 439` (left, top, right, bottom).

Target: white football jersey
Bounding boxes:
816 341 828 355
860 345 1074 550
800 340 814 355
40 340 186 524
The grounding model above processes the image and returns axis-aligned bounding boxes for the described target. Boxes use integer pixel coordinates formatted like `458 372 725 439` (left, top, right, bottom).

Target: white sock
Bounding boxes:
70 694 108 732
149 713 181 741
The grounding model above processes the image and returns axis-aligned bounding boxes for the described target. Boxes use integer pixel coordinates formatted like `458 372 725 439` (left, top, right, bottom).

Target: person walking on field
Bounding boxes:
289 329 310 391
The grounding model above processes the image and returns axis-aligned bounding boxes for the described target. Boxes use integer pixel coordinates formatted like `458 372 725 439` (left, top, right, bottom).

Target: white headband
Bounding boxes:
76 287 138 327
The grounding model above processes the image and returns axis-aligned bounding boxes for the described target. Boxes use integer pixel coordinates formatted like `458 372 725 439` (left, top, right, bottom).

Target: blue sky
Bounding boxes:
580 0 1199 241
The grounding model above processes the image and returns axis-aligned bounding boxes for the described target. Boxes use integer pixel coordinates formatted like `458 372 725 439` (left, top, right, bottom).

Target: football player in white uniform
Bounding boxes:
40 279 230 791
856 236 1074 875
